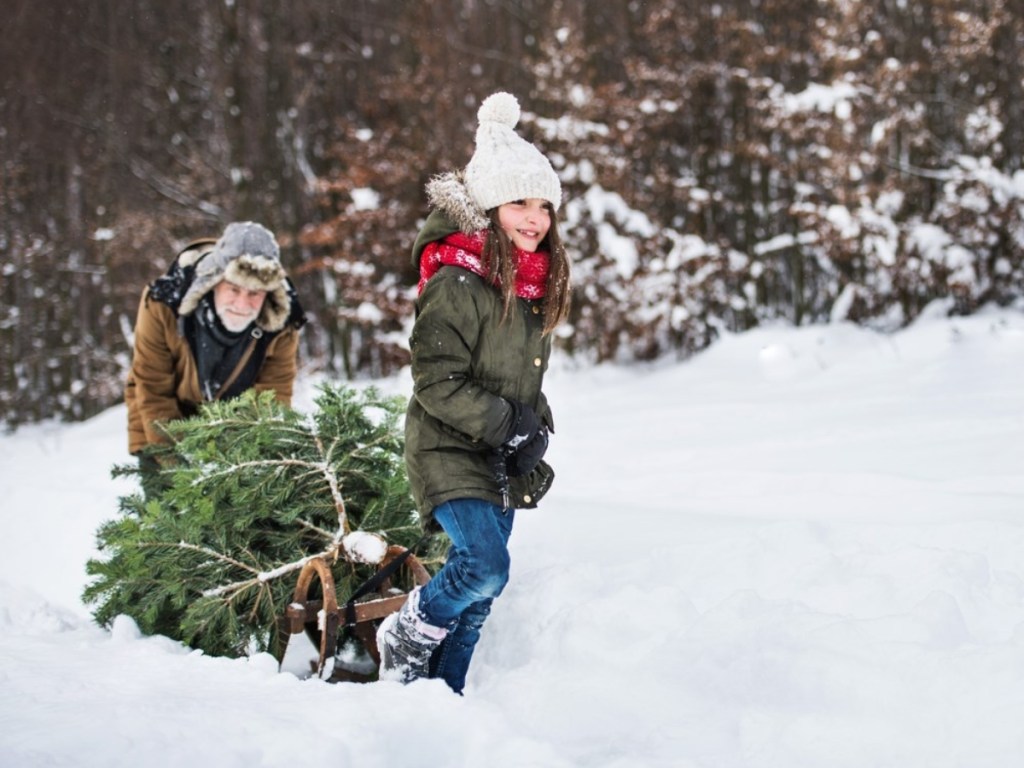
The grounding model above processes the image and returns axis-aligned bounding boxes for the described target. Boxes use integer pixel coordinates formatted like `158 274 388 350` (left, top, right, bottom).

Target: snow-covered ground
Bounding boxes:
2 303 1023 767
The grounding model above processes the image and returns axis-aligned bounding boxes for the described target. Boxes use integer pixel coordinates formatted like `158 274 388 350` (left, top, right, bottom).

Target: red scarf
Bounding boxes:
418 231 549 299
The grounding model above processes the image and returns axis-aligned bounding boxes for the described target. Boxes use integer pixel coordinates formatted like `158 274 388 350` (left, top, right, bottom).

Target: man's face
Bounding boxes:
212 280 267 333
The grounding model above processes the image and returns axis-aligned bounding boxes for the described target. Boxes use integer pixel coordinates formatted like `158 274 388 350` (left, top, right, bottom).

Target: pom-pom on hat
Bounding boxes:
464 92 562 212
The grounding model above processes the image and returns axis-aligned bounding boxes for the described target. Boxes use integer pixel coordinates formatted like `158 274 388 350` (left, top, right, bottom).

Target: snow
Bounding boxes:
349 187 380 211
2 305 1024 767
342 531 388 565
782 81 859 117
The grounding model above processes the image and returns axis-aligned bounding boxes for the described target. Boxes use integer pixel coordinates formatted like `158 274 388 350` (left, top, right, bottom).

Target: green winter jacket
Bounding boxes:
405 172 555 523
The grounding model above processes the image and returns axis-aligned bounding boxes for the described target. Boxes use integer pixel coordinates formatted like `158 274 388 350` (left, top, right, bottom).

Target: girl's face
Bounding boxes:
497 198 551 252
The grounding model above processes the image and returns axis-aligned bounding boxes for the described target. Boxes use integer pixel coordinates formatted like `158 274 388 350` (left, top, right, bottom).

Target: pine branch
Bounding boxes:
194 456 324 480
314 433 349 534
155 541 262 576
191 452 350 532
294 517 339 543
202 539 344 599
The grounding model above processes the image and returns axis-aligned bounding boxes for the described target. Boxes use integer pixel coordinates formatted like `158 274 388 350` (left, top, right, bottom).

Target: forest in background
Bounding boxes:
3 0 1023 430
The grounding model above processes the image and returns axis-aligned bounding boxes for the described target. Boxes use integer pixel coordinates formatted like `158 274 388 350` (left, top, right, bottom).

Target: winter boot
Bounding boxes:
376 586 447 684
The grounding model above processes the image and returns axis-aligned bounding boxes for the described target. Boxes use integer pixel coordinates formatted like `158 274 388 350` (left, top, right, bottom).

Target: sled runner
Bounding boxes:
276 545 431 683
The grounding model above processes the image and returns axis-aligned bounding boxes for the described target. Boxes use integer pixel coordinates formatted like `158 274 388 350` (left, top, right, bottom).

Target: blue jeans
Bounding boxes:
417 498 515 693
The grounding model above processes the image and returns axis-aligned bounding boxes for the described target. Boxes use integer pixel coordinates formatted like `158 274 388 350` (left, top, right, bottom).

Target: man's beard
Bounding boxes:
216 306 257 333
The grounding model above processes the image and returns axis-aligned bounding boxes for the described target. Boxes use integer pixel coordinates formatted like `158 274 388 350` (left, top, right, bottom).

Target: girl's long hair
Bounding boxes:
482 205 572 335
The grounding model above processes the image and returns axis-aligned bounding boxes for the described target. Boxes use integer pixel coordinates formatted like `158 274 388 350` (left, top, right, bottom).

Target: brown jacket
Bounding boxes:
125 242 303 454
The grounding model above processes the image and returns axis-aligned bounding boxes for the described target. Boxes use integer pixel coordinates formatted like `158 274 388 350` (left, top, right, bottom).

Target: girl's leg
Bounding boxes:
419 498 515 691
429 597 494 693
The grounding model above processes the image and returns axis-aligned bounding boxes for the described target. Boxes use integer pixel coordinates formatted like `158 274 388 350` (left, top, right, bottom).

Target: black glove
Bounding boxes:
502 399 549 477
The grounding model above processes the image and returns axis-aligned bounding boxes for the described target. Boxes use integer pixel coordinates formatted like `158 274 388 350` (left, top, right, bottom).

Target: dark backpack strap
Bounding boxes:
218 328 275 401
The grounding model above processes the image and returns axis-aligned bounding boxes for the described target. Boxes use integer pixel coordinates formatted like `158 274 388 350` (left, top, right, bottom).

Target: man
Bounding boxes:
125 221 305 470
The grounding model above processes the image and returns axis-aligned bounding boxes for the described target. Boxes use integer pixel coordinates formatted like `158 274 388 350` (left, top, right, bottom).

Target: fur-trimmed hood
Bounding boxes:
177 249 292 333
426 171 490 233
177 222 292 332
148 237 304 334
411 171 490 269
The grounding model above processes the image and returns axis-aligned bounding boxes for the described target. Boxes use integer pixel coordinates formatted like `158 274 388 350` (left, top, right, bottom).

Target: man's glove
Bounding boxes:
502 399 549 477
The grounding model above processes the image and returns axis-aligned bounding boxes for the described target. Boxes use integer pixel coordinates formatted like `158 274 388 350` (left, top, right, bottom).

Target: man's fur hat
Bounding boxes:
178 221 290 331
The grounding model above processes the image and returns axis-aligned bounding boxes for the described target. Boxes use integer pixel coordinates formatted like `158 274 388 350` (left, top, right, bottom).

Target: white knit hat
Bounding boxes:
464 92 562 212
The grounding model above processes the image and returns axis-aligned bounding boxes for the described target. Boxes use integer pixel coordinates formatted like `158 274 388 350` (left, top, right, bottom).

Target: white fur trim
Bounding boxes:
425 172 489 233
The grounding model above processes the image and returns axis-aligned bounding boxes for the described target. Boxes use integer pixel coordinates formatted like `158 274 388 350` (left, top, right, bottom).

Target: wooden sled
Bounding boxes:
276 545 431 683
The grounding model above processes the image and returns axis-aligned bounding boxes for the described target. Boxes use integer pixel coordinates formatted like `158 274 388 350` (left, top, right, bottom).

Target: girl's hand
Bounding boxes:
502 400 549 477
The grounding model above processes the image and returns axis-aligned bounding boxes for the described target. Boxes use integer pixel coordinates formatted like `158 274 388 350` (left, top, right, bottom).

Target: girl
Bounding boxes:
377 92 571 693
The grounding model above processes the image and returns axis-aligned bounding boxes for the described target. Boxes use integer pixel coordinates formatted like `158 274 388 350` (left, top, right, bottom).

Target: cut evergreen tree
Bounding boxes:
83 384 445 660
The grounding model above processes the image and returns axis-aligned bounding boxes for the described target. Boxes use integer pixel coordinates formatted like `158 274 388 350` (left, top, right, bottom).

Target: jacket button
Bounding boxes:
532 305 540 314
523 494 532 504
533 357 541 367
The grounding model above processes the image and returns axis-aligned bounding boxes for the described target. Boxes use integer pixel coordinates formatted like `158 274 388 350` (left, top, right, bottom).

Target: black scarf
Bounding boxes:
192 295 254 401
